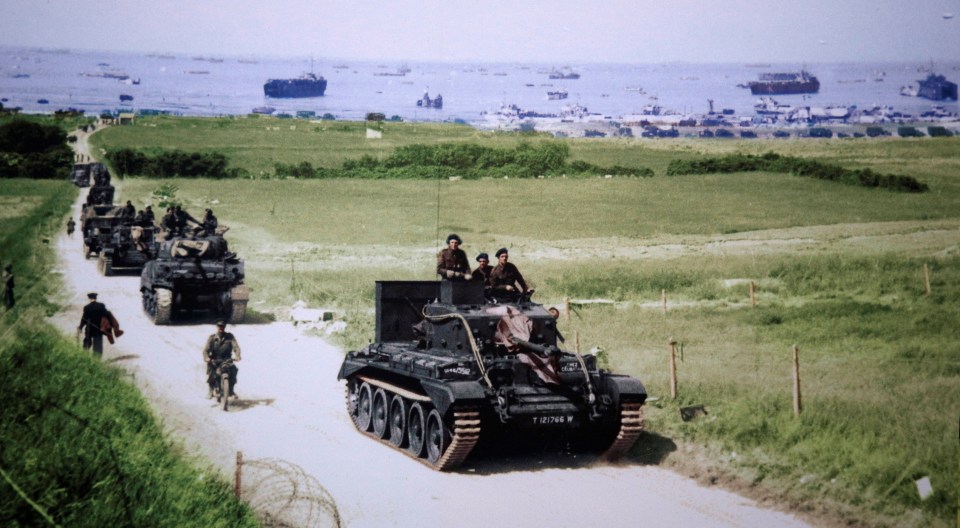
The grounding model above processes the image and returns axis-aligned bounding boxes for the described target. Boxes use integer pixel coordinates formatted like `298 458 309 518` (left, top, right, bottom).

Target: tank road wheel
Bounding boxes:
371 388 389 439
425 409 450 465
388 395 407 447
353 383 373 432
97 254 113 276
154 289 173 325
228 285 250 324
407 403 426 457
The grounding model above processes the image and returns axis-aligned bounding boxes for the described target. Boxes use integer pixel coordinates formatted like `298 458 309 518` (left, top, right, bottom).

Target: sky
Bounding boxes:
2 0 958 64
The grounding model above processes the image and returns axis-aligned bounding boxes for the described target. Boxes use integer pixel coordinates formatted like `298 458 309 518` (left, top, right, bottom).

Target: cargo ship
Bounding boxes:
916 73 957 101
746 70 819 95
263 72 327 98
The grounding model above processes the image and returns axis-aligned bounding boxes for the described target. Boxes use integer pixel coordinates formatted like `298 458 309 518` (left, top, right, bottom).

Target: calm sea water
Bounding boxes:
1 46 957 124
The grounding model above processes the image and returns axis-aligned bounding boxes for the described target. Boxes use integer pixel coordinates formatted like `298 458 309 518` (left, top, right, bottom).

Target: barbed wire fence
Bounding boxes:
235 453 341 528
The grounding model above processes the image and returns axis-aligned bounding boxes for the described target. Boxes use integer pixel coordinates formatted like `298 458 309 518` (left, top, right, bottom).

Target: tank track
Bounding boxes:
601 402 645 461
345 379 481 471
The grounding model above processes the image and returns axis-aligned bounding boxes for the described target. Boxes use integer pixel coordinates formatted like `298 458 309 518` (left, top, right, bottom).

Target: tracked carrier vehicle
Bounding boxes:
98 224 159 276
80 205 129 258
338 281 647 471
140 235 248 325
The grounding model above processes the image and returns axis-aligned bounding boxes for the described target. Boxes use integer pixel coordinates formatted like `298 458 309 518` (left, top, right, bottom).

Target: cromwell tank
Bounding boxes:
337 280 647 471
140 235 249 325
98 224 159 276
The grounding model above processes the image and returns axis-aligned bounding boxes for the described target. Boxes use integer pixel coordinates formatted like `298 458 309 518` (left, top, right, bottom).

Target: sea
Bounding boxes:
1 46 958 125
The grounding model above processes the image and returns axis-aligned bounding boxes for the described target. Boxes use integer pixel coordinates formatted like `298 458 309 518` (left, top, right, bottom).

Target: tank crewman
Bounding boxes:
471 252 493 289
203 320 241 399
489 248 530 299
134 210 146 225
173 205 200 235
436 234 472 280
78 292 108 357
66 217 76 237
160 207 177 236
121 200 136 218
3 264 14 310
200 208 218 236
142 205 155 225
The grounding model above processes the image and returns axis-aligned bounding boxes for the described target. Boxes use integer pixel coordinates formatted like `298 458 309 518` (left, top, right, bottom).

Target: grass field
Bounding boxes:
96 116 959 527
0 179 258 527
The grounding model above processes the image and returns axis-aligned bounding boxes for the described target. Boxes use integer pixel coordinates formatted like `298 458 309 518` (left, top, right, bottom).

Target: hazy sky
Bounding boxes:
2 0 958 63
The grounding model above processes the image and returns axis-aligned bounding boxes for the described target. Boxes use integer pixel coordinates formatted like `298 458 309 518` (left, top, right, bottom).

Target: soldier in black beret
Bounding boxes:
490 248 530 301
436 233 472 281
471 252 493 288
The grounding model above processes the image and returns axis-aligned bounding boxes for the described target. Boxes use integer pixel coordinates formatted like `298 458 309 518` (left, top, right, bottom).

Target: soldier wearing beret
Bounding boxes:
436 234 472 281
471 252 493 288
489 248 530 300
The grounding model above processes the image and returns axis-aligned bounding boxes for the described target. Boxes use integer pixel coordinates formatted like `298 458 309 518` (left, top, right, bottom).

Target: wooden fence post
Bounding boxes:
923 264 931 296
662 289 667 314
750 280 756 307
565 297 571 322
235 451 243 498
792 345 802 417
668 337 678 399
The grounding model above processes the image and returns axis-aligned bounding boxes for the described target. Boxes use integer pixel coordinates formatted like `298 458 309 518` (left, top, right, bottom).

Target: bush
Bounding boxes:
665 152 928 192
927 126 953 137
105 148 231 178
865 126 889 137
0 119 72 179
808 127 833 138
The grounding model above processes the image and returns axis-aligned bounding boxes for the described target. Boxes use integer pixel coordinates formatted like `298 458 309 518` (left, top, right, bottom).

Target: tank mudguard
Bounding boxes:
421 380 488 416
600 374 647 405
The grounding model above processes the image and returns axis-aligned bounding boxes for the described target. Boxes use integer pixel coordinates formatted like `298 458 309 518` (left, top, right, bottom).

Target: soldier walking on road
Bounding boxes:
203 320 241 399
67 217 76 237
78 292 108 357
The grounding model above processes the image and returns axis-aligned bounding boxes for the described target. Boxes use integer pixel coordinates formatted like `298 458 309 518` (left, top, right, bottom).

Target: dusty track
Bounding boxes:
47 131 813 527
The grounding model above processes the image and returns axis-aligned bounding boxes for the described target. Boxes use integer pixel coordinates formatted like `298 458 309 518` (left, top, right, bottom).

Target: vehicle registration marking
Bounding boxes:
532 415 574 425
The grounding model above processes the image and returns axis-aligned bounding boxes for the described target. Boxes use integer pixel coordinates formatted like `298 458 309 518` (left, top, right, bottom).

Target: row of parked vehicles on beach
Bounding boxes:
73 162 248 325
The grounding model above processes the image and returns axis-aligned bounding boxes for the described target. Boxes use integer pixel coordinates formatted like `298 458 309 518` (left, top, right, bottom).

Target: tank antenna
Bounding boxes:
434 175 442 259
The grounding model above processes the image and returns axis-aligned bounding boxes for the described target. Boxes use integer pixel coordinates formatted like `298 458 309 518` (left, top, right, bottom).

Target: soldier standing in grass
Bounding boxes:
436 234 472 281
2 264 14 310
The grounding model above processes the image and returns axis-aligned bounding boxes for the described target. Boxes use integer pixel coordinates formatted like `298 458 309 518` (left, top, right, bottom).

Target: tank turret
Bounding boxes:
338 280 646 471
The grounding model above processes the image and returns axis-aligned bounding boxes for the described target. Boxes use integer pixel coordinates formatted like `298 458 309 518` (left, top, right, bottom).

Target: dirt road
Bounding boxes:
47 132 814 527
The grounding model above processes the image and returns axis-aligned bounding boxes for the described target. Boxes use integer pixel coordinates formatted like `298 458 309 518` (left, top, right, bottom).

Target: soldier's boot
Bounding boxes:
207 386 214 399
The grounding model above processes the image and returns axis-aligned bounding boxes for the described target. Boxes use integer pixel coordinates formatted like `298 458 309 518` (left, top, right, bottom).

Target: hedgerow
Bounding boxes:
665 152 928 192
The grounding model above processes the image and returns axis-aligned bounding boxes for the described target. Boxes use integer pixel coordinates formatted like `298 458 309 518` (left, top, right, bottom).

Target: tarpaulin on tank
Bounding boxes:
487 305 562 385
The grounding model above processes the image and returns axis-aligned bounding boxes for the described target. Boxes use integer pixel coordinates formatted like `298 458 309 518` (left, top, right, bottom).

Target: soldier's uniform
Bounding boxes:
490 262 528 293
79 293 107 357
437 247 471 279
203 323 240 396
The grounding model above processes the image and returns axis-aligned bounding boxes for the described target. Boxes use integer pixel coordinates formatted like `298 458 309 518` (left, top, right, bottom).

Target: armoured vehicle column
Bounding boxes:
338 281 647 471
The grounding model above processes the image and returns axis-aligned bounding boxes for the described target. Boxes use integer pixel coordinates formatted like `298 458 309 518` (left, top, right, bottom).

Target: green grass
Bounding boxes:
0 179 258 528
93 117 960 527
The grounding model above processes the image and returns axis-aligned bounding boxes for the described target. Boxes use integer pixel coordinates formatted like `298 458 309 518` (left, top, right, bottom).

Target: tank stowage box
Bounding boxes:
140 235 248 325
337 280 647 471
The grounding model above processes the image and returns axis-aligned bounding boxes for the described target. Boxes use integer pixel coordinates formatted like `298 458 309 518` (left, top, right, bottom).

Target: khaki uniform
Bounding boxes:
436 248 471 279
204 331 240 390
490 262 528 293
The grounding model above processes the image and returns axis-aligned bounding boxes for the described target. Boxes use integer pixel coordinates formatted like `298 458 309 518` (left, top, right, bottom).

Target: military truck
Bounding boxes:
140 235 248 325
97 224 159 276
337 280 647 471
70 163 91 187
80 205 130 258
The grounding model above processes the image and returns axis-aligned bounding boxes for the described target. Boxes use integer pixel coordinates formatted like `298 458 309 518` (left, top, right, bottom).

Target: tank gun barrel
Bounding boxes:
509 336 561 356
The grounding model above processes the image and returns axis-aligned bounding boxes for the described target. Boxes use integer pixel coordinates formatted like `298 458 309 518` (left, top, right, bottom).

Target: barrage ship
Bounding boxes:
263 72 327 98
746 70 819 95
